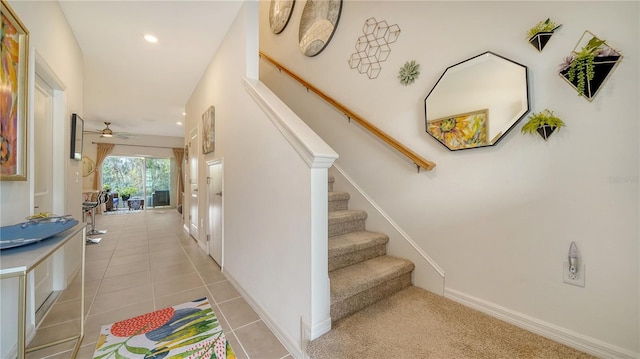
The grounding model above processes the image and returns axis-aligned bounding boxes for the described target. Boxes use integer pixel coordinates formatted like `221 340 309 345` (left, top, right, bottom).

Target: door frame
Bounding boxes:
29 52 67 326
33 74 54 216
32 53 65 219
32 74 55 314
206 159 224 268
188 128 199 242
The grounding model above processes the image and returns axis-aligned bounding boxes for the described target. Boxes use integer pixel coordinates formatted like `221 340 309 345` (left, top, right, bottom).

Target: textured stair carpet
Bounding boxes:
308 286 594 359
92 297 235 359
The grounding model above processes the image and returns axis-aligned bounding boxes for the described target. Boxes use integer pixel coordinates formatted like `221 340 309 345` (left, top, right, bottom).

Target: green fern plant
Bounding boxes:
526 18 560 39
521 109 565 136
118 187 138 199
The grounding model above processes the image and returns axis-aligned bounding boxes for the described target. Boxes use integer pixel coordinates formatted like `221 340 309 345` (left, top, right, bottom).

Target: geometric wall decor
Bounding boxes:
348 17 400 79
526 18 561 52
559 30 622 101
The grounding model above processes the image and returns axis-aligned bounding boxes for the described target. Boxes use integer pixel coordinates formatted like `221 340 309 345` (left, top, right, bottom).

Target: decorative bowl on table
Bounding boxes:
0 216 79 250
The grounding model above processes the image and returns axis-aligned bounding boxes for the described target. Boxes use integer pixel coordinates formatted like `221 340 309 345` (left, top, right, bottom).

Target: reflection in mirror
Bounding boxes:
424 52 529 151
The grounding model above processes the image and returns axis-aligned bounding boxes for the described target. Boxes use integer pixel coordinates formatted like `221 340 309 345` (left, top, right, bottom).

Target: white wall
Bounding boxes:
185 2 336 355
0 1 84 358
260 1 639 357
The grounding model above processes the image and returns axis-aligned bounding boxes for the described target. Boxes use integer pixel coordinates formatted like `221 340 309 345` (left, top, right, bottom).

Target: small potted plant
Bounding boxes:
119 187 137 202
559 31 622 100
521 109 565 141
527 18 561 52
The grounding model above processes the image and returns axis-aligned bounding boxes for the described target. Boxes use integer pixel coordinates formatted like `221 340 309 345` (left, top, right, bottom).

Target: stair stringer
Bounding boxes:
330 164 445 295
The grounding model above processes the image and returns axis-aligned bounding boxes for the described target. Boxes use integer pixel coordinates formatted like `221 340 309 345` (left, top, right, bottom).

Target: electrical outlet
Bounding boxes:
563 261 585 287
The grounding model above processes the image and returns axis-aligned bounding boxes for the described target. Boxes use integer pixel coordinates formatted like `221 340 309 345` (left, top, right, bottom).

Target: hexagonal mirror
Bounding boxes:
424 52 529 151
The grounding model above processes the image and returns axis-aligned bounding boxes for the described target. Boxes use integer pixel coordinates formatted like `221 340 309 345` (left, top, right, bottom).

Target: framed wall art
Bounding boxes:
427 109 489 150
202 106 215 154
1 0 30 180
70 113 84 160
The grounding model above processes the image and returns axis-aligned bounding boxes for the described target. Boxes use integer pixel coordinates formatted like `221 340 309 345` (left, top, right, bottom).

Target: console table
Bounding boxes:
0 223 86 359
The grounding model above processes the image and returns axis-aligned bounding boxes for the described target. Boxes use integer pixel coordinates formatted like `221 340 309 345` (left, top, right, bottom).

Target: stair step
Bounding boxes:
329 231 388 271
330 255 414 322
328 191 350 212
328 210 367 237
328 175 335 192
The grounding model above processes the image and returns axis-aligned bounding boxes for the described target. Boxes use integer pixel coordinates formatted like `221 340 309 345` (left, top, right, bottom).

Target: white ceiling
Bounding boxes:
58 1 244 138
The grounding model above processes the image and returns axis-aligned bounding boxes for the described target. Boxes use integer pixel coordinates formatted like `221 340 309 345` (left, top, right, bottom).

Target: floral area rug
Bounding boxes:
92 298 235 359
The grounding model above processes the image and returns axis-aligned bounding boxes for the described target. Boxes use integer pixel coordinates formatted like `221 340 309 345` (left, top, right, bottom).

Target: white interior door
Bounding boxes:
33 75 54 311
207 162 223 266
189 129 198 241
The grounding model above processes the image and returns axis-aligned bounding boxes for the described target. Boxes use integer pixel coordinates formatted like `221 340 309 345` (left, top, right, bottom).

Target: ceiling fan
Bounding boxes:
86 122 138 139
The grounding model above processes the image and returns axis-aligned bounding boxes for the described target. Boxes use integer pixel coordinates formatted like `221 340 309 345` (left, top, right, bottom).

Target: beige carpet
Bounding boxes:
308 286 595 359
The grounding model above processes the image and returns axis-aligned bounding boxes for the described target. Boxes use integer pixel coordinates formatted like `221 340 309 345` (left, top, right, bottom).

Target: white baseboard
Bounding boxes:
444 288 638 359
224 271 304 359
310 317 331 341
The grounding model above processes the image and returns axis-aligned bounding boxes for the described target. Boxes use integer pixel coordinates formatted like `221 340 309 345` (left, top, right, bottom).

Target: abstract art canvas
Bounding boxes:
427 109 488 150
202 106 215 154
1 0 29 180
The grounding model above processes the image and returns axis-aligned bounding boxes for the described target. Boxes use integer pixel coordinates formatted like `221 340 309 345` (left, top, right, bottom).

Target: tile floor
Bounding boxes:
26 209 291 359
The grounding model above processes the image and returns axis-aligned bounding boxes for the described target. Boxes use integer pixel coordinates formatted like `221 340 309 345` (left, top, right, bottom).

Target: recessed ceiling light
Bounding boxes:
176 121 183 125
144 34 158 43
182 112 186 116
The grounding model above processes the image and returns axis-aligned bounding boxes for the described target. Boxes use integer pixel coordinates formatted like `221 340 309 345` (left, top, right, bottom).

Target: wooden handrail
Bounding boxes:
259 51 436 172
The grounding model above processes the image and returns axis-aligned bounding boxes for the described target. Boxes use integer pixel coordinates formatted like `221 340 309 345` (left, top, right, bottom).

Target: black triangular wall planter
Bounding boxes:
536 125 557 141
560 55 622 101
529 32 554 52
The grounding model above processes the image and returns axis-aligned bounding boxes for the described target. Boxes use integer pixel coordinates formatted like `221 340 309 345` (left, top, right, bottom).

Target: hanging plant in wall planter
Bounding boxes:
559 31 622 101
527 18 561 52
521 109 565 141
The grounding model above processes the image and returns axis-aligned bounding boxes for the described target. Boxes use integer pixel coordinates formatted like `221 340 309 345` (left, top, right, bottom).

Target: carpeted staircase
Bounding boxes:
328 175 415 323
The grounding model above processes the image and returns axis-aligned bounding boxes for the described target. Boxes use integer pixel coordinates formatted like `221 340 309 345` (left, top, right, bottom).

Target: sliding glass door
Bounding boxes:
102 156 171 209
146 158 171 208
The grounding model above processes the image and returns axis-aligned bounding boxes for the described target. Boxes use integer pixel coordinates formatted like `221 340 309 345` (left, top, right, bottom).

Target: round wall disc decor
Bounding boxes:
298 0 342 57
269 0 295 34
